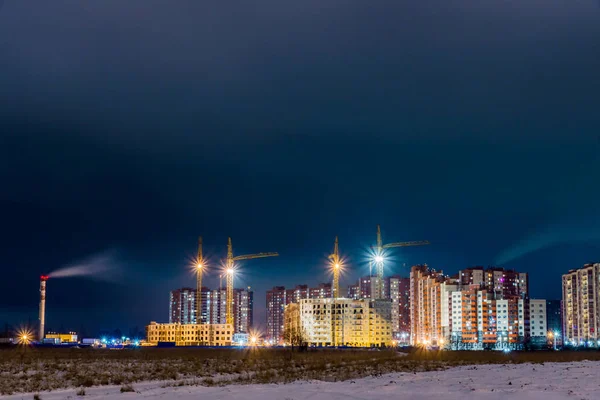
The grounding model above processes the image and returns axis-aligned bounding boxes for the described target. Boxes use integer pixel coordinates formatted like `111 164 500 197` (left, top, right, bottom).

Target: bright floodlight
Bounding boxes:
197 263 203 269
375 255 384 263
334 263 340 269
227 268 234 274
251 336 257 343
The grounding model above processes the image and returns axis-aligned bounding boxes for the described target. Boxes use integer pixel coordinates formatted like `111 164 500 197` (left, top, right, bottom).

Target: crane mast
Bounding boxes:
329 236 341 299
196 237 204 325
225 237 278 326
373 224 430 299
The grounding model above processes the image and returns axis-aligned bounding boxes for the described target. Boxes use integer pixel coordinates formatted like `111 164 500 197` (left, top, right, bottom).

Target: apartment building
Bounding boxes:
285 298 392 347
169 287 253 333
266 282 339 344
563 263 600 346
410 265 448 345
146 322 232 346
266 286 286 344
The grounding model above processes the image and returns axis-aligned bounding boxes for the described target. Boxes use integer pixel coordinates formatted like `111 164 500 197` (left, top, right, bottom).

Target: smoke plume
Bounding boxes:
48 251 123 282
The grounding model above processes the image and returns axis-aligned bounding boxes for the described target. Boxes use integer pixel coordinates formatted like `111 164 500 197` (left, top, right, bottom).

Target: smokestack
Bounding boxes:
39 275 49 341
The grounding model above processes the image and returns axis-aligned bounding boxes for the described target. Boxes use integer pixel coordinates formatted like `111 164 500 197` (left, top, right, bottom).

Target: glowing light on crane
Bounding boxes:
329 237 343 299
371 225 429 299
195 237 205 325
225 238 278 326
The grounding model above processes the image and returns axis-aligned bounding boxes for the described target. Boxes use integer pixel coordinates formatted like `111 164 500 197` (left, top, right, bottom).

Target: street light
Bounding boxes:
17 329 32 345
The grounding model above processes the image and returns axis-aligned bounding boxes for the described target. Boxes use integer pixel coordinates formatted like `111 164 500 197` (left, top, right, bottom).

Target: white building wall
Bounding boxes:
496 300 509 332
530 299 547 338
518 299 526 337
451 292 462 333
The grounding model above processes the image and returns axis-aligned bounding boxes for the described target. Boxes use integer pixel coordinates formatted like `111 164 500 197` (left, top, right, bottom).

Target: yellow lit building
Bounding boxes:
145 322 233 346
45 332 78 343
410 265 449 346
284 298 392 347
563 263 600 346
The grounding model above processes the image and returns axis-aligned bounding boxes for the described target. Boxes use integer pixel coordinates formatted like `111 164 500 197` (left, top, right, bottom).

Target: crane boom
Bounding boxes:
382 240 430 249
233 252 279 261
225 237 278 325
373 225 430 299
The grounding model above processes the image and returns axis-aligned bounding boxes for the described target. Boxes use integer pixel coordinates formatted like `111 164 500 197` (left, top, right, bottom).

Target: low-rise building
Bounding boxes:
145 322 233 346
45 332 78 343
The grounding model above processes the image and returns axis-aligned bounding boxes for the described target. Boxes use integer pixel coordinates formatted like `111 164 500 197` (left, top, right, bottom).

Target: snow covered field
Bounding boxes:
2 361 599 400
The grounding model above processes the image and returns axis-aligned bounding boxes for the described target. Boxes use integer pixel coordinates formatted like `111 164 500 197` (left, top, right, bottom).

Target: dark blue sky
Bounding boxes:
1 0 599 334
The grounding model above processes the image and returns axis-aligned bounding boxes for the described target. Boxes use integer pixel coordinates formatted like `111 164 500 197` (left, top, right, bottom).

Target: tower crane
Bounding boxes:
372 224 429 298
225 237 278 326
195 237 204 325
328 236 341 299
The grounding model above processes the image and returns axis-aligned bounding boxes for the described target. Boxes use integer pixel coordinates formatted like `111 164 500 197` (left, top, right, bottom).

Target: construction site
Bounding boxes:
143 225 428 348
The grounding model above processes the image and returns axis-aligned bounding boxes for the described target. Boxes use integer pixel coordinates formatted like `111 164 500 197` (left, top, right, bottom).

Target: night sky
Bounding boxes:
1 0 600 335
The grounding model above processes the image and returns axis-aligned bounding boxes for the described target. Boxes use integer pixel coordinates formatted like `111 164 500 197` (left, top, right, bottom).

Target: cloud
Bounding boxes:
495 217 600 265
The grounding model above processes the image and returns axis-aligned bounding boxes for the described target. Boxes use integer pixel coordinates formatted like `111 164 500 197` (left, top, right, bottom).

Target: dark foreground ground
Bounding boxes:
2 347 600 395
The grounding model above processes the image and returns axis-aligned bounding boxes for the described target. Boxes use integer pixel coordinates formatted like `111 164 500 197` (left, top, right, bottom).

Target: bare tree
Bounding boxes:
282 327 307 351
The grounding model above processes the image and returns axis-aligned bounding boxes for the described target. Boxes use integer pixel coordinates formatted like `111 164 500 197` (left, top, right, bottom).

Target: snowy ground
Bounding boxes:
2 361 599 400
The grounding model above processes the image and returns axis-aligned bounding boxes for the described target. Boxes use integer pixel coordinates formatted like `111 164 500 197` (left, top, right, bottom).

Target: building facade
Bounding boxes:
563 263 600 347
266 286 286 344
169 287 202 324
410 265 448 345
529 299 547 346
146 322 233 346
266 282 340 344
284 298 392 347
347 284 360 300
411 264 539 350
546 299 562 345
386 276 410 339
169 287 252 333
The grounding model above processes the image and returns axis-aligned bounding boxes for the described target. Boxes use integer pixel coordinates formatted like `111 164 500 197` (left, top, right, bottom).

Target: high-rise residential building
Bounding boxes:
169 287 252 334
286 285 309 305
411 264 539 350
458 266 528 299
385 276 410 338
562 263 600 346
546 299 562 345
266 286 286 344
169 288 199 324
447 287 540 350
209 288 226 324
284 298 392 347
347 284 360 299
309 283 332 299
529 299 547 344
359 275 383 299
233 288 253 333
410 265 449 345
458 267 485 288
